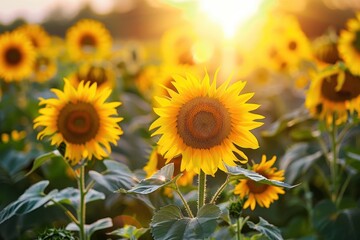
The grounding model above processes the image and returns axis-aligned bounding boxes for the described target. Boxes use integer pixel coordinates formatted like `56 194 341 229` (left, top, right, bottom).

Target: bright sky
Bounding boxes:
0 0 117 24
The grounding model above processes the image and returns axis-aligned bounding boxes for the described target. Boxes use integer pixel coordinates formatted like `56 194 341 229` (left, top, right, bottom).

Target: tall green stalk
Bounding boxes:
198 170 206 211
77 165 87 240
330 115 339 203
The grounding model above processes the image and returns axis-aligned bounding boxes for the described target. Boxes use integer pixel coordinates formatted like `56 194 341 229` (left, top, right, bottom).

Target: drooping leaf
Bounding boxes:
46 187 105 209
280 143 322 184
226 165 296 188
0 180 58 224
25 150 61 177
313 200 360 240
151 204 221 240
66 217 113 237
247 217 283 240
261 107 311 137
89 160 137 192
119 163 178 195
107 225 148 240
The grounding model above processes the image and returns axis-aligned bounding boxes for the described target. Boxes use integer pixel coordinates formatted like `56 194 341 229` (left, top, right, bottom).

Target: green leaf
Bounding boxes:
346 151 360 173
151 204 221 240
66 217 113 237
225 165 296 188
280 143 322 184
261 107 311 137
107 225 148 239
46 187 105 209
247 217 283 240
89 160 137 192
0 180 58 224
313 200 360 240
25 150 61 176
120 163 175 194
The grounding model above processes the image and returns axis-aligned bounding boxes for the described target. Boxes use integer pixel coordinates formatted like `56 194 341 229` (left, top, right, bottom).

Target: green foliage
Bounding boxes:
66 217 113 237
0 181 57 224
25 150 61 177
108 225 148 240
313 200 360 240
47 187 105 209
150 204 221 240
226 165 296 188
36 228 77 240
247 217 283 240
119 163 180 194
89 160 137 192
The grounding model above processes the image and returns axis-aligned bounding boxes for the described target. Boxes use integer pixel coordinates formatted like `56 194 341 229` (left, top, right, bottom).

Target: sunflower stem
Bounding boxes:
174 185 194 218
77 165 87 240
50 199 79 226
210 175 230 204
197 170 206 212
237 218 241 240
330 114 339 204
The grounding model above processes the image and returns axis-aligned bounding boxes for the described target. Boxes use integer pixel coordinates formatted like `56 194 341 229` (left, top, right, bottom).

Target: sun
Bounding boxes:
199 0 264 38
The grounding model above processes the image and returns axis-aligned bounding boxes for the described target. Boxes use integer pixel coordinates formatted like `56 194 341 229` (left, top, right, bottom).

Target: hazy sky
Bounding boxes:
0 0 119 24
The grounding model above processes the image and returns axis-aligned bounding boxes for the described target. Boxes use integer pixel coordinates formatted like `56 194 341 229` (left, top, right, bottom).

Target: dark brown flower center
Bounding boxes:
79 34 97 53
156 154 182 176
85 66 107 86
246 170 269 194
288 40 297 51
5 46 22 66
246 180 268 194
57 102 100 144
352 30 360 53
35 56 50 72
177 97 231 149
321 71 360 102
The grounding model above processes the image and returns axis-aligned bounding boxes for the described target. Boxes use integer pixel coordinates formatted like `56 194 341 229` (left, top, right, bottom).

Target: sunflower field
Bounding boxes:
1 0 360 239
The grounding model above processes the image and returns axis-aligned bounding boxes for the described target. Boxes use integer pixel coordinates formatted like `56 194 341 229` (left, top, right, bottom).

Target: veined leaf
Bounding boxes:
89 160 137 192
226 165 297 188
0 180 58 224
46 187 105 209
151 204 220 240
66 217 113 237
247 217 283 240
25 150 61 177
119 163 179 195
108 225 148 240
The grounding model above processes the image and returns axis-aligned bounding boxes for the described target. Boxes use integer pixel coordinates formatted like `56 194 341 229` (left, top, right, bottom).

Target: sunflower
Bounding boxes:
15 24 51 51
150 71 264 175
161 24 199 66
312 33 340 67
305 65 360 125
259 14 311 73
144 147 195 187
338 12 360 75
32 51 57 82
34 79 123 165
66 19 112 61
67 61 115 90
0 32 35 82
233 155 285 210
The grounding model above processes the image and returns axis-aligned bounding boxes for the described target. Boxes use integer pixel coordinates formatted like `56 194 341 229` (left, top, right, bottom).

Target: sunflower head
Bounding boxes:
312 33 340 66
150 70 264 175
68 61 115 90
32 51 57 82
233 155 285 210
338 13 360 75
305 64 360 125
15 24 51 51
34 79 123 165
66 19 112 61
0 31 35 82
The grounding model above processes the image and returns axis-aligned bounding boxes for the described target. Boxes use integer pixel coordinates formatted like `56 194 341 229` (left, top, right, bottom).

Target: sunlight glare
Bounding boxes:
199 0 264 38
